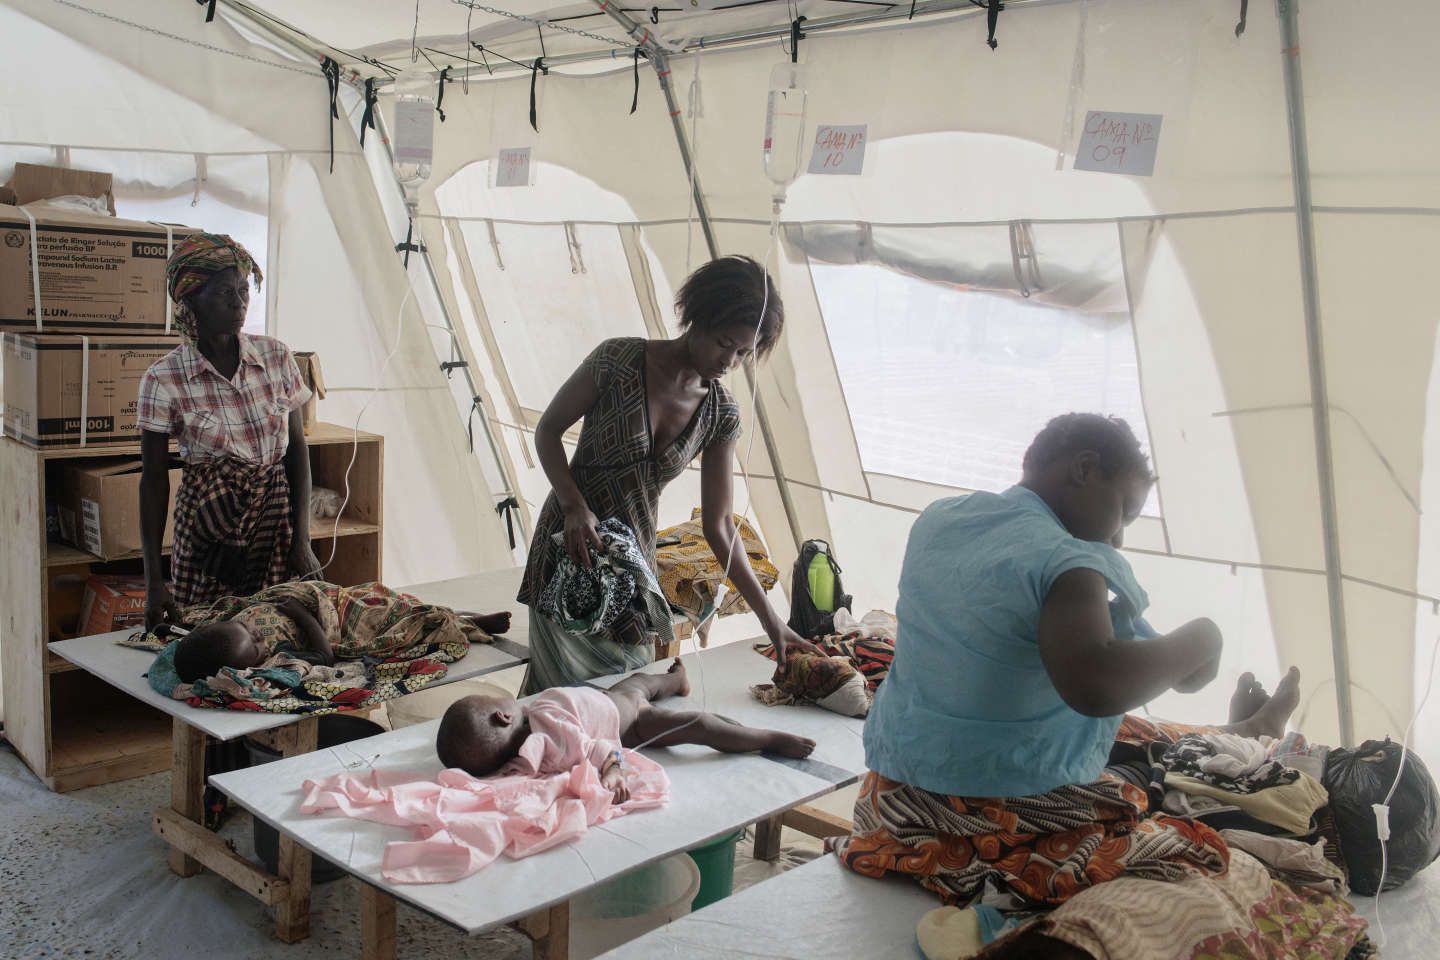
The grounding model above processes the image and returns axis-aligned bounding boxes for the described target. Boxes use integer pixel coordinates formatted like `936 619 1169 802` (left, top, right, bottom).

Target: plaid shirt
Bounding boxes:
137 334 311 466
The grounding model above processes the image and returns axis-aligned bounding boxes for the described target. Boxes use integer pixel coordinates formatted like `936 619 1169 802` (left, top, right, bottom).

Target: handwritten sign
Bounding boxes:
495 147 532 188
808 124 868 176
1074 111 1163 177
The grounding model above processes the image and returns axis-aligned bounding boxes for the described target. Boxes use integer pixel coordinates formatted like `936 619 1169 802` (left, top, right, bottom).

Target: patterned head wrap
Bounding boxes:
166 232 263 342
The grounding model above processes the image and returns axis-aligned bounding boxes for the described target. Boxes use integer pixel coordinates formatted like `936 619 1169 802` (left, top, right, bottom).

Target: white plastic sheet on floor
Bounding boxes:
3 0 1440 767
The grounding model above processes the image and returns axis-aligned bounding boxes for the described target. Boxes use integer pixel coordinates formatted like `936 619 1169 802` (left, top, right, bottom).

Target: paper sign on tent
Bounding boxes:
496 148 532 187
1074 111 1163 176
809 124 868 175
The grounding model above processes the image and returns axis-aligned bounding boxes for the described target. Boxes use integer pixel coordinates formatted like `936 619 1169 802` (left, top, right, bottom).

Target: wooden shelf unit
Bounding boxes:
1 421 385 792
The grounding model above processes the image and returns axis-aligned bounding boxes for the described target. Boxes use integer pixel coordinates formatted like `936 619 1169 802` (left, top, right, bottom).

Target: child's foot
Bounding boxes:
466 612 512 635
667 658 691 697
1229 667 1301 739
763 731 817 759
1228 672 1268 723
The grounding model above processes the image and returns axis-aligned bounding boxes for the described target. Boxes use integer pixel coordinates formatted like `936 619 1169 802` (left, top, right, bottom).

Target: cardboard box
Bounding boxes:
57 457 182 560
3 333 181 448
294 351 326 434
5 162 116 215
77 576 150 636
0 202 195 333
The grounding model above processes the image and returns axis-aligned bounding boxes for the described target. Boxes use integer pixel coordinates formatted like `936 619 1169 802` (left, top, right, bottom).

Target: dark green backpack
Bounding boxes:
786 539 853 639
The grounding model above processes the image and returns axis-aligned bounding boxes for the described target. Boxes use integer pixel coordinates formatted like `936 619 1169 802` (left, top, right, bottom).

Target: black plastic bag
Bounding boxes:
1323 738 1440 894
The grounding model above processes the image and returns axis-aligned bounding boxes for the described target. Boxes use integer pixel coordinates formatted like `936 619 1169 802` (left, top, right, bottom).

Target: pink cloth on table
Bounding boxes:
300 688 669 884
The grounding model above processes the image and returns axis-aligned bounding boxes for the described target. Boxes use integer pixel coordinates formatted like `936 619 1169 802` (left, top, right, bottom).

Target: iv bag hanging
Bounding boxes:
762 60 809 207
392 68 435 210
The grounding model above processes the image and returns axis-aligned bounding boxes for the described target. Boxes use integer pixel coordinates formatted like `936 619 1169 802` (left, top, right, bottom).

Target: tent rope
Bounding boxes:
52 0 319 75
452 0 636 48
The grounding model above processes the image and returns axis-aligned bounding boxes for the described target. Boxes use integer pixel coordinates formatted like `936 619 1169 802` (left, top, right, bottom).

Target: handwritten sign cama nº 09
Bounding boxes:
1074 111 1163 177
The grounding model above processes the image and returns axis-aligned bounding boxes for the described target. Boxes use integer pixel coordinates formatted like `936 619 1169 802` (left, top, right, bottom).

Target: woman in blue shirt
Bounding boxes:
834 414 1299 911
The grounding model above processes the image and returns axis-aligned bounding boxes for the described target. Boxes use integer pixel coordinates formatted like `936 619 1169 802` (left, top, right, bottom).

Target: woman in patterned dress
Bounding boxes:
517 256 819 693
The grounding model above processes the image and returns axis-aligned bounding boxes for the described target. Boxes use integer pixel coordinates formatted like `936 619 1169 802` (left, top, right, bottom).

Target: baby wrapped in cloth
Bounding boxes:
750 609 897 718
139 580 492 713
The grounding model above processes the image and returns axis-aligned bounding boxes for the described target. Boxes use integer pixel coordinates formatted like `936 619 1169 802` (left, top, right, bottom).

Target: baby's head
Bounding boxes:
173 621 267 683
436 694 529 777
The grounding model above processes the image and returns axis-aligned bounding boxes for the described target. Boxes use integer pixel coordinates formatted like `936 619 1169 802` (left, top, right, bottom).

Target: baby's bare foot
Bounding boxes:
467 612 512 635
766 732 816 759
668 658 691 697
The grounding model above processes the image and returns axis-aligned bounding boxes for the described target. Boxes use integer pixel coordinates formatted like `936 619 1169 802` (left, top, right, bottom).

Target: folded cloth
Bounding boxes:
302 753 669 883
538 517 672 645
655 507 778 622
1163 732 1299 793
1165 769 1329 837
1027 850 1371 960
917 904 1023 960
751 650 872 718
832 607 897 643
1219 829 1349 894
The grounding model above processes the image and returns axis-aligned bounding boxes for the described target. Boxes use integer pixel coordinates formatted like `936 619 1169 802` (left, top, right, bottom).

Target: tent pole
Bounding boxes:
1276 0 1353 747
221 0 529 551
654 46 807 553
591 0 807 552
426 0 1073 85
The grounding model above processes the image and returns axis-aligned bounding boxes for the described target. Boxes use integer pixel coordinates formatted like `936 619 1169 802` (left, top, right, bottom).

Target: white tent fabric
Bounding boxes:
2 0 1438 769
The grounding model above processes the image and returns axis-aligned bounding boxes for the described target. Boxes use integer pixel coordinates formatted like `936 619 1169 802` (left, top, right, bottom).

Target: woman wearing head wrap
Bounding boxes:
137 233 320 630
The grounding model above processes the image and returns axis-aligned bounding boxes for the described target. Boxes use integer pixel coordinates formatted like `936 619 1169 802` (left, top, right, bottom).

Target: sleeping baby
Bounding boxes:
437 659 815 802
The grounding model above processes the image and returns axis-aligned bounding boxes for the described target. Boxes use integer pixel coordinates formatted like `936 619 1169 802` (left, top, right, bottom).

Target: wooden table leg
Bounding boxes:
168 718 206 877
753 813 784 862
361 883 398 960
518 901 571 960
274 717 319 943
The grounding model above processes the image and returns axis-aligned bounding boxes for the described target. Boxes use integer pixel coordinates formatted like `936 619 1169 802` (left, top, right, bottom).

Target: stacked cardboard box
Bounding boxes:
1 163 197 450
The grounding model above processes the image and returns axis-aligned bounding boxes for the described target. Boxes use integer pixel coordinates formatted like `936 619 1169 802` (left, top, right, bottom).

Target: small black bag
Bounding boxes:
785 539 853 639
1323 737 1440 894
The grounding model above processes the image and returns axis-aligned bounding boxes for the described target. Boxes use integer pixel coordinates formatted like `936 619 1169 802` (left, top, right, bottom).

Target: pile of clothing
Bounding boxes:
1108 730 1335 849
538 517 671 646
749 609 897 718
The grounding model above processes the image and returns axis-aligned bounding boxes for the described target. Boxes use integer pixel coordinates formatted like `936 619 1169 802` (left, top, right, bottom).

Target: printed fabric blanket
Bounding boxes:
655 508 779 622
122 581 480 715
300 755 670 883
750 615 897 718
1017 848 1372 960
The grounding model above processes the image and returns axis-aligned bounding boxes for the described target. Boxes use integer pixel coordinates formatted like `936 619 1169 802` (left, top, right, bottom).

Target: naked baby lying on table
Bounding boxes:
299 661 817 884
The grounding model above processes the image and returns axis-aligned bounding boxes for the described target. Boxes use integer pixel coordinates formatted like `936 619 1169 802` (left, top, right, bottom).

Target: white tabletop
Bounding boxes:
592 640 869 783
211 712 843 935
596 854 932 960
47 568 532 742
